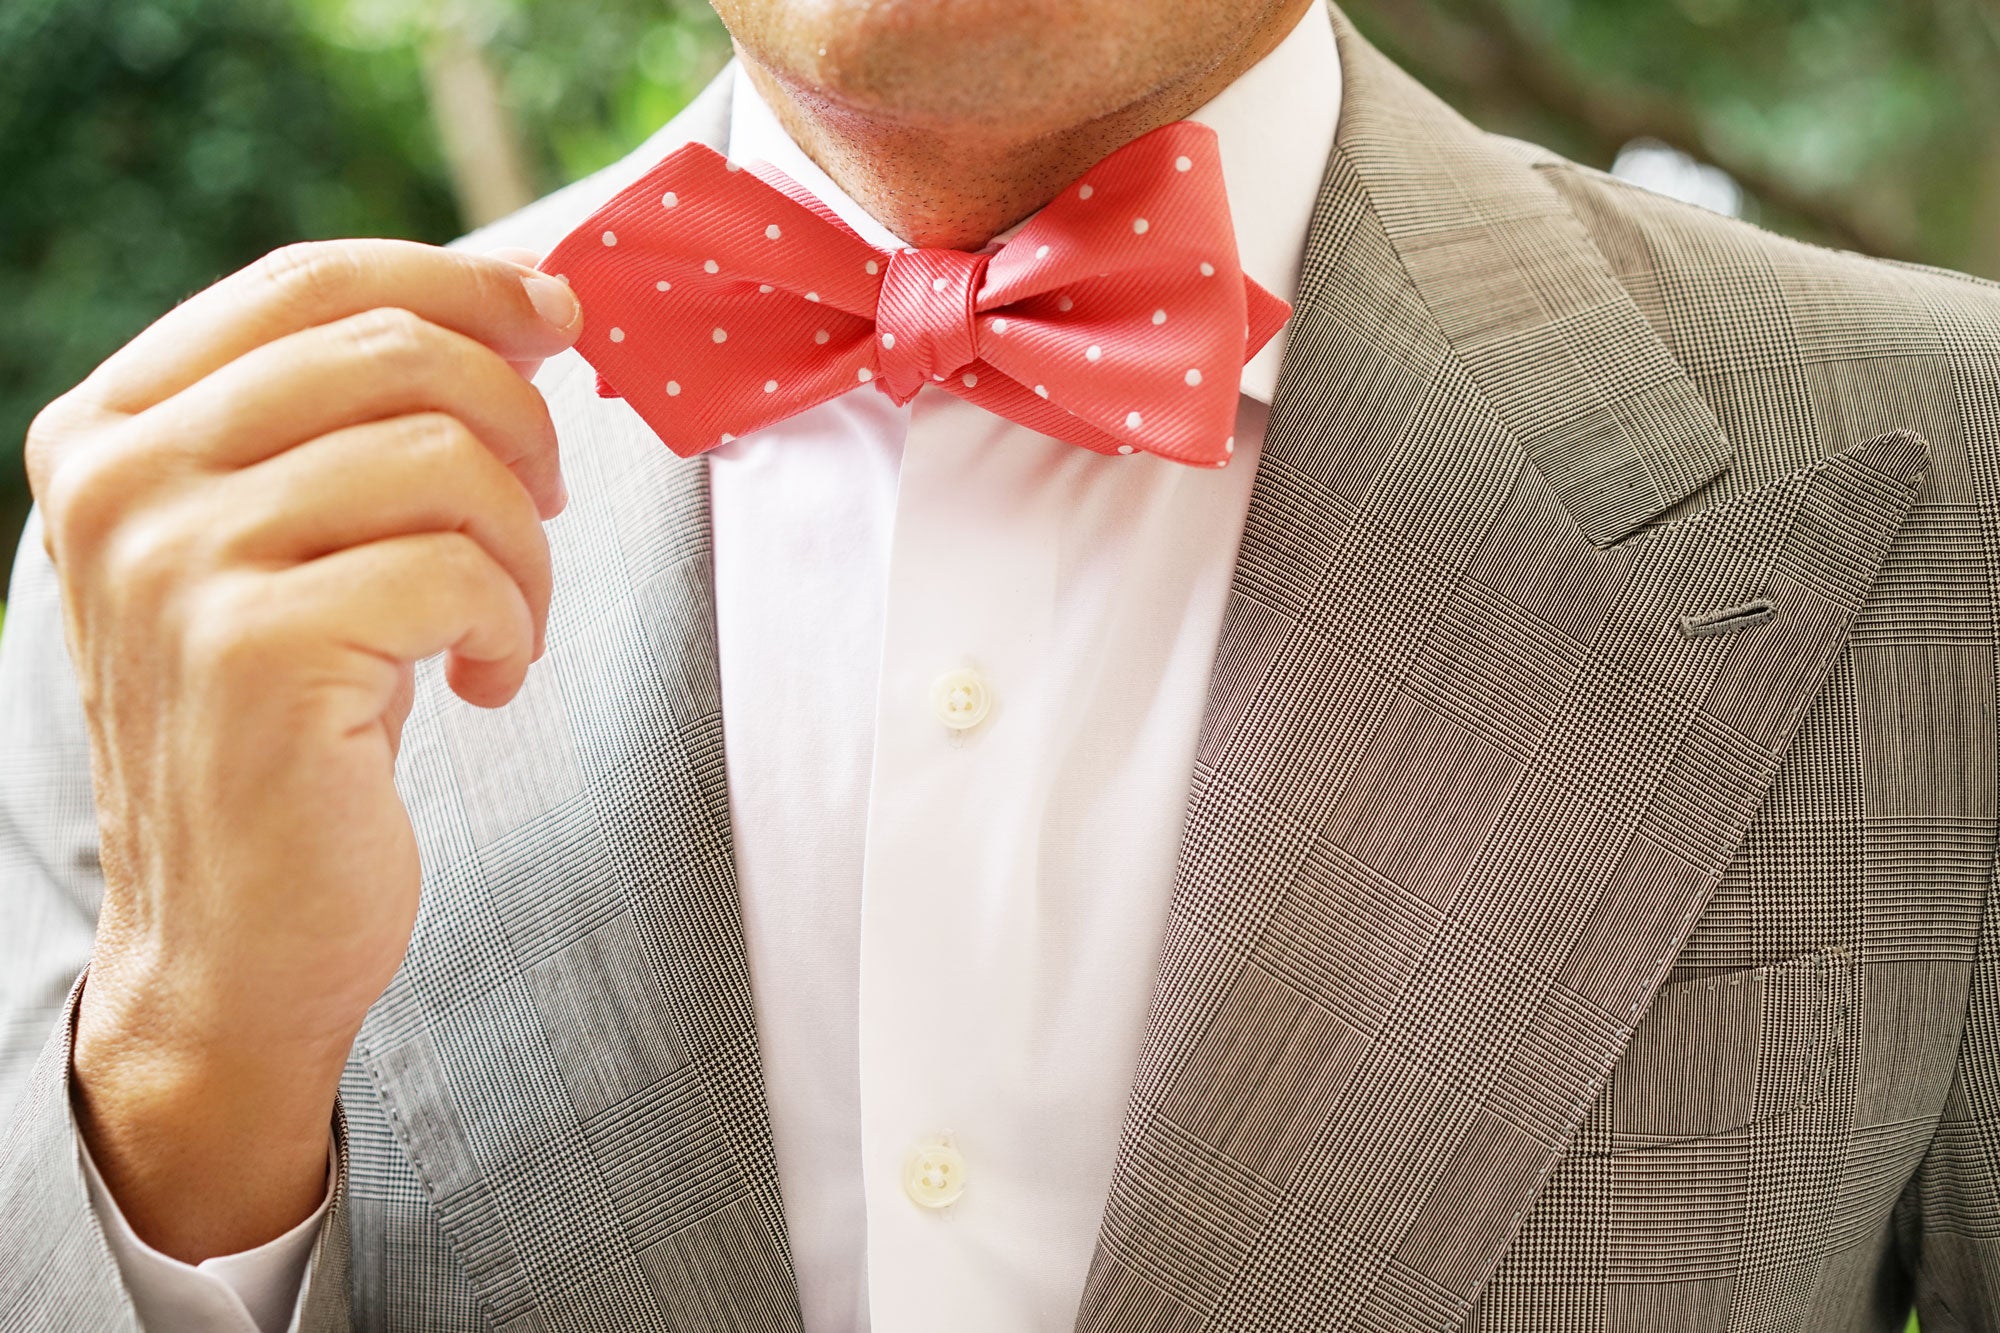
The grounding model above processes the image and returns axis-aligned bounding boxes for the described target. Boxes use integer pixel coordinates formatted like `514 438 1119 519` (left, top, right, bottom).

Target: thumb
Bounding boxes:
485 247 562 382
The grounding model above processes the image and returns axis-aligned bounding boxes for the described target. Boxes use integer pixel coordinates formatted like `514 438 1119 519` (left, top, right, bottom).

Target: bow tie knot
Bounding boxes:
544 119 1292 466
875 247 992 402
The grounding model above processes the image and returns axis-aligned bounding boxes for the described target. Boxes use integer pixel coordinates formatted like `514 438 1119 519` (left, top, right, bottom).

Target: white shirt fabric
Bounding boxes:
78 1131 329 1333
80 9 1342 1330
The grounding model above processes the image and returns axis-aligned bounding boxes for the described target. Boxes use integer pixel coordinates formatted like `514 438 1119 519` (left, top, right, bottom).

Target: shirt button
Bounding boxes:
930 667 992 731
903 1135 968 1209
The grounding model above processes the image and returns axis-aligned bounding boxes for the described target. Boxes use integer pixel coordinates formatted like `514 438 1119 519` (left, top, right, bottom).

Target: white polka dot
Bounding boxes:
815 329 830 344
721 433 735 443
1117 444 1136 454
991 318 1009 334
1035 245 1050 259
1200 261 1216 277
725 161 742 172
666 380 681 396
765 223 782 240
1175 155 1192 172
1086 345 1102 362
703 259 719 274
1125 411 1142 429
655 280 671 292
962 373 978 387
758 284 774 294
712 327 727 343
1225 436 1236 453
1185 368 1202 386
661 192 678 208
1034 384 1049 398
608 327 625 343
1215 459 1228 468
602 230 617 246
1058 296 1075 312
858 367 873 382
806 291 820 302
1132 217 1150 235
933 374 946 382
763 379 778 393
932 276 949 293
866 259 880 275
881 332 896 349
1078 184 1094 200
1152 309 1167 325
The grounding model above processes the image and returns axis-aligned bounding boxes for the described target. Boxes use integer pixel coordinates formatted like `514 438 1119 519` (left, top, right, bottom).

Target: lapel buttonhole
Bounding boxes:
1679 598 1776 640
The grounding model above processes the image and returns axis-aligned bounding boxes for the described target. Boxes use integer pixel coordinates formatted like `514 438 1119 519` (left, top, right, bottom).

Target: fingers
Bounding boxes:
483 247 544 269
218 413 554 657
81 240 581 416
26 235 573 723
147 307 565 517
483 246 560 383
259 532 537 715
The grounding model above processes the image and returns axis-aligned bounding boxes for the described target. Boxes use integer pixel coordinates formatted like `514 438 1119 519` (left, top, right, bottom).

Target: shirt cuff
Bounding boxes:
77 1125 335 1333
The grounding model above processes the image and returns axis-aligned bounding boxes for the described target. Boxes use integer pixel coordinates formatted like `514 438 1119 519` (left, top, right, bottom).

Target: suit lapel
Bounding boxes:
1077 14 1928 1333
351 76 806 1332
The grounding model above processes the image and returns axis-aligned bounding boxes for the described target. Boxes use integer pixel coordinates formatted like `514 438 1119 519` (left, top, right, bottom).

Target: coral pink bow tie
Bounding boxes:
540 120 1290 468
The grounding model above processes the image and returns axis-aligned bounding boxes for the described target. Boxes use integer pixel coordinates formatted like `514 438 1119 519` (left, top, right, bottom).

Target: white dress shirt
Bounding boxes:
80 8 1342 1329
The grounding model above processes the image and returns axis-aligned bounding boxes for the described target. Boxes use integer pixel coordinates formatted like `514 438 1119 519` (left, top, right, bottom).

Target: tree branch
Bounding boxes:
421 17 536 229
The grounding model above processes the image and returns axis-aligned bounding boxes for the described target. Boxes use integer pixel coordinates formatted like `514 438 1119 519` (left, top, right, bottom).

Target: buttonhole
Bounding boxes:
1678 598 1775 639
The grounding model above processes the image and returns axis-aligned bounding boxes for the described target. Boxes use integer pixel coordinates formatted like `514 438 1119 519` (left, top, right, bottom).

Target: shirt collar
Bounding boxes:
725 3 1341 404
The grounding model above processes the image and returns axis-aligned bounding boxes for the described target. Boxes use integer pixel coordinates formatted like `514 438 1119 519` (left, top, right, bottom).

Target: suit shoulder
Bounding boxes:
1509 139 2000 363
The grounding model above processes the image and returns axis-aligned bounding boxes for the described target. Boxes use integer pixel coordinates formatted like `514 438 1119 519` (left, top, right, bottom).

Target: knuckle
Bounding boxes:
40 437 137 555
23 395 84 501
252 241 359 313
101 508 204 596
402 411 481 472
434 530 492 581
182 579 286 681
435 532 513 607
343 305 437 366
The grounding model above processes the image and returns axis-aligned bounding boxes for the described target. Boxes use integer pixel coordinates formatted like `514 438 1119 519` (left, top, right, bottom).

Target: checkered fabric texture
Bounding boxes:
4 8 2000 1331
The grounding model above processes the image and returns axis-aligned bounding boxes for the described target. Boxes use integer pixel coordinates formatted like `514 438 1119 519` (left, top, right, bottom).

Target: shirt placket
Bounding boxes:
857 389 1062 1332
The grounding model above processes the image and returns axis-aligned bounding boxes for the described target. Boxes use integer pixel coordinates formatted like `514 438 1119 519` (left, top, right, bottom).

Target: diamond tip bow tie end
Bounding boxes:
542 120 1288 468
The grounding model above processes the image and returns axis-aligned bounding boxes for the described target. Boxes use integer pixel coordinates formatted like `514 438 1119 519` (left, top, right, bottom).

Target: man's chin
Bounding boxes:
715 0 1171 135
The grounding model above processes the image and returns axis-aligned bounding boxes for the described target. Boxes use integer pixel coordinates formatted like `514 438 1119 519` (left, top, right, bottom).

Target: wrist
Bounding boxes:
71 967 346 1263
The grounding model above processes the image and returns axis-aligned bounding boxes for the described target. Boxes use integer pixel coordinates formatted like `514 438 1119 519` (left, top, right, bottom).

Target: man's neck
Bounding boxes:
736 0 1316 251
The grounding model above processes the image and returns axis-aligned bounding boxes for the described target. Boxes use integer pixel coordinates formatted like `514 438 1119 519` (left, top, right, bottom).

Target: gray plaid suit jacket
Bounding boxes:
6 9 2000 1331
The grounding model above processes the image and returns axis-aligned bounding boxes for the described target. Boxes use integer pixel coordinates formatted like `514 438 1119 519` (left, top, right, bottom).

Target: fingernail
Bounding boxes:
524 272 580 332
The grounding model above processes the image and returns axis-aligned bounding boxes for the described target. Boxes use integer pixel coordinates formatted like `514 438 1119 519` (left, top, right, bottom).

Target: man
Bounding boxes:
2 0 1998 1328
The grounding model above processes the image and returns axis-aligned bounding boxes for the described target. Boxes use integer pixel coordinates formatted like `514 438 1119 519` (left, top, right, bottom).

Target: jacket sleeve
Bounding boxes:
1899 852 2000 1328
0 511 353 1331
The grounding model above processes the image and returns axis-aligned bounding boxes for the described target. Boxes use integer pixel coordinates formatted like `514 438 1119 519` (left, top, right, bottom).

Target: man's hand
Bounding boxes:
25 239 581 1263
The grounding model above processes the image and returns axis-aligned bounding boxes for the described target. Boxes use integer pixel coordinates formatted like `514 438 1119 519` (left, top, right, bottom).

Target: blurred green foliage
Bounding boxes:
0 0 727 593
0 0 456 585
289 0 729 193
1344 0 2000 275
2 0 1996 600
